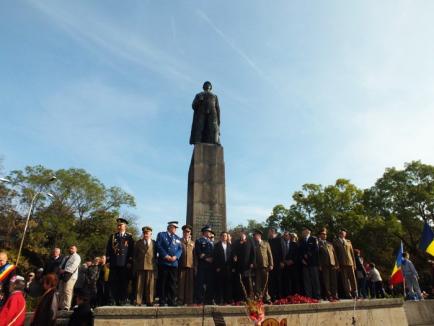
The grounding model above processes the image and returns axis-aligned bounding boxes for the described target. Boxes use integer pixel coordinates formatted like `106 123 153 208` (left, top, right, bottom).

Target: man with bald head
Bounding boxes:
0 251 16 307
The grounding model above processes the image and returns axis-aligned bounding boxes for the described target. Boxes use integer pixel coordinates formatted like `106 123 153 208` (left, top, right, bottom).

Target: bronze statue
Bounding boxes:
189 81 221 145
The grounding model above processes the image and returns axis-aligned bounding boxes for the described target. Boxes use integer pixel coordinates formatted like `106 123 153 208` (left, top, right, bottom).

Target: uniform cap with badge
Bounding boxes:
142 226 153 232
168 221 179 228
201 225 212 233
182 224 192 231
116 217 129 225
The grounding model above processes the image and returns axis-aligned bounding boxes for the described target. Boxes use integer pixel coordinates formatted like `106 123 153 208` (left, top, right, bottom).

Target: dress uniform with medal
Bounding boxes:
105 217 134 306
194 225 215 304
155 221 182 306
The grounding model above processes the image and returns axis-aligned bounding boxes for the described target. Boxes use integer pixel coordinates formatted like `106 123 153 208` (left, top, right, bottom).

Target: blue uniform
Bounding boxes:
156 231 183 306
156 231 182 267
194 237 214 304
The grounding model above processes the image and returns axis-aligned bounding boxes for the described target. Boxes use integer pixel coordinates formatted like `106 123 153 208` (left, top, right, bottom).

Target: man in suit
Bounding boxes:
178 224 195 305
58 244 81 310
232 230 255 301
213 231 233 304
253 230 273 302
194 225 214 304
299 226 321 299
318 228 339 300
105 217 134 306
282 232 300 296
133 226 156 306
268 227 285 301
45 248 66 276
333 228 357 298
156 221 182 306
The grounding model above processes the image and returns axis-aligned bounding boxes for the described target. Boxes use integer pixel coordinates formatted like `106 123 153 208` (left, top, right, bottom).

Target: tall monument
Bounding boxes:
187 81 227 239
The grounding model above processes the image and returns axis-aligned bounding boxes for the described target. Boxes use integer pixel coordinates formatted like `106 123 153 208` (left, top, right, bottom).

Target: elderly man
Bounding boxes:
106 217 134 306
59 245 81 310
253 229 273 302
134 226 156 306
178 224 195 305
156 221 182 306
333 228 357 299
45 248 65 276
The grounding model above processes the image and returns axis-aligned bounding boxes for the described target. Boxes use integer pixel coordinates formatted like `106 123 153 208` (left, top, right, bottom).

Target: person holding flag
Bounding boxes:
402 252 423 300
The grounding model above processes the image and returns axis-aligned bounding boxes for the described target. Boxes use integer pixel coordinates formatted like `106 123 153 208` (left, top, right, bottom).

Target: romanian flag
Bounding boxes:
0 263 16 283
419 222 434 256
390 241 404 285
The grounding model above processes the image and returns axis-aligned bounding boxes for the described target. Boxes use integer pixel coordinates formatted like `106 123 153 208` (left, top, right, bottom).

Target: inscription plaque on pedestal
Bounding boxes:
186 143 227 239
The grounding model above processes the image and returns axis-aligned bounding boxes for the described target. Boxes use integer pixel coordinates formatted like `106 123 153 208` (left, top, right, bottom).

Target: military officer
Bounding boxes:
253 229 273 302
133 226 156 306
105 217 134 306
194 225 214 304
178 224 195 305
318 228 339 300
155 221 182 306
333 228 357 298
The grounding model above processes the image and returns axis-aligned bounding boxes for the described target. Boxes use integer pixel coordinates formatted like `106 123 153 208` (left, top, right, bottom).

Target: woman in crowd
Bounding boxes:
0 275 26 326
30 273 59 326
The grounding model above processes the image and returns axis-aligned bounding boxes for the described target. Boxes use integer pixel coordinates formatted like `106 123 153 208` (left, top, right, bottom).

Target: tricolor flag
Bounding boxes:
389 241 404 285
419 222 434 256
0 263 16 283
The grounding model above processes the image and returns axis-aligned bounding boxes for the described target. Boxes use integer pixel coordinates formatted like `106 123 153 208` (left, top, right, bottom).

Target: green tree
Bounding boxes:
2 165 136 269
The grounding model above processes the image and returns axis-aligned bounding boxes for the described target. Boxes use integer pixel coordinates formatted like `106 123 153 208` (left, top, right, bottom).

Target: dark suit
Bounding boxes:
105 232 134 305
299 236 320 299
232 238 255 301
45 256 66 275
213 241 233 304
268 236 285 300
283 240 300 296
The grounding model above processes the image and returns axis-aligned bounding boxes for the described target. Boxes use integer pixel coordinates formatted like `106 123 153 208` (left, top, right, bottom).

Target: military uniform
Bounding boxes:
318 239 339 299
194 236 214 304
333 237 357 298
178 237 195 305
105 231 134 305
253 239 273 301
155 229 182 306
134 237 156 306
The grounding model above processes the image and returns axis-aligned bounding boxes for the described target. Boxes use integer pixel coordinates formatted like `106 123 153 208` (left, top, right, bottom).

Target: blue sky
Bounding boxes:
2 1 434 234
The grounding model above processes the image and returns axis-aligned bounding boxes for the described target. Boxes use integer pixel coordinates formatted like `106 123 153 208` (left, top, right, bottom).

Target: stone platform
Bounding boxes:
92 298 410 326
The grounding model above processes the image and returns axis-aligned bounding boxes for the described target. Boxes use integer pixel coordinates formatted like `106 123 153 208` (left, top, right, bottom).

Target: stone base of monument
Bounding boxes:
91 298 410 326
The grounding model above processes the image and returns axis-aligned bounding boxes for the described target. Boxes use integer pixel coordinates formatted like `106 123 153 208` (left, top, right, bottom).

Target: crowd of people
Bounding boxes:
0 218 433 325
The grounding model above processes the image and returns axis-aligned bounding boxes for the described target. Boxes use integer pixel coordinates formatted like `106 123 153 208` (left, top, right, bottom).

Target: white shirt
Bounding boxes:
222 242 227 261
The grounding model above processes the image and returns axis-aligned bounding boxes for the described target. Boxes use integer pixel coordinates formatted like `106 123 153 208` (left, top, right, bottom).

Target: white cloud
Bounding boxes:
27 1 195 85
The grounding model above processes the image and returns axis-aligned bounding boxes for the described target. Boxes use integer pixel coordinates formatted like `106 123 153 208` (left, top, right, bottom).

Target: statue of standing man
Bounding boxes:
189 81 221 145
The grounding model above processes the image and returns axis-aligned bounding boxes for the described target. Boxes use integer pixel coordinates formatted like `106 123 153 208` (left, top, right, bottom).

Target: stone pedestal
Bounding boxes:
186 143 226 239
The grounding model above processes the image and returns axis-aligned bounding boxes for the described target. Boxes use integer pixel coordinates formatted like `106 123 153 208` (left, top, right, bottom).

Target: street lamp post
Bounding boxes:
0 176 56 266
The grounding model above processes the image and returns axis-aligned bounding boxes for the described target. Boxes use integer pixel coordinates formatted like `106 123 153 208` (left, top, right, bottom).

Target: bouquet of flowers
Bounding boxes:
239 274 268 325
246 299 265 325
